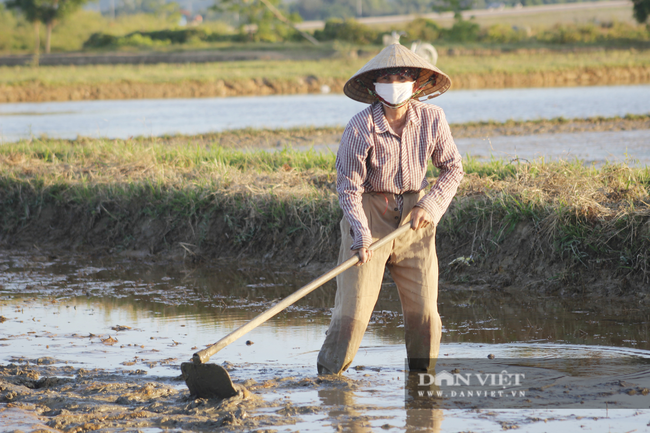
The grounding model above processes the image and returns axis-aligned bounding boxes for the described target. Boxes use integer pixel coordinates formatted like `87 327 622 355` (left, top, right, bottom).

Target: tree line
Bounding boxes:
3 0 650 61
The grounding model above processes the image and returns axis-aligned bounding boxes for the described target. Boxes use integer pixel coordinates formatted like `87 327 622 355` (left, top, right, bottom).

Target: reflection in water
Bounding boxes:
1 251 649 354
318 385 371 433
316 379 444 432
405 408 443 433
404 372 444 433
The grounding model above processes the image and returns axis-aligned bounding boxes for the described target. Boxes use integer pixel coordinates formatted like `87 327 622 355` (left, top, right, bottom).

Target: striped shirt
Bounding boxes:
336 100 464 250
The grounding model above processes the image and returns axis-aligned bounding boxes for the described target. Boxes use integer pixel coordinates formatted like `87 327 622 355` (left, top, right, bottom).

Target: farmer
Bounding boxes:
317 43 464 375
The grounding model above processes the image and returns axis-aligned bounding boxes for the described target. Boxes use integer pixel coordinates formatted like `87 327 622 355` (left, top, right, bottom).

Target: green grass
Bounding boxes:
1 137 648 279
0 9 233 54
0 55 354 86
1 48 649 87
1 2 644 55
439 48 650 76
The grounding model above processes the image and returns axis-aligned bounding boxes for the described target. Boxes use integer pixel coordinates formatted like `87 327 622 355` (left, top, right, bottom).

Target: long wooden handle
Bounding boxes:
192 222 412 364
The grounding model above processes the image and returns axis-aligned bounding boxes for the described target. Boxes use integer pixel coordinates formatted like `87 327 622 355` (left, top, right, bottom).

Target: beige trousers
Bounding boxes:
317 191 442 375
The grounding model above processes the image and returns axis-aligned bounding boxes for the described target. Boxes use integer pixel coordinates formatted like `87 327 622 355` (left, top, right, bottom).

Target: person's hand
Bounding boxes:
411 207 433 230
351 247 373 265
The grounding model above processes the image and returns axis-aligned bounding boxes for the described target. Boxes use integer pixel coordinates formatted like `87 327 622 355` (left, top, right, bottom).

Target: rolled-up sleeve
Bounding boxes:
416 110 464 225
336 124 373 250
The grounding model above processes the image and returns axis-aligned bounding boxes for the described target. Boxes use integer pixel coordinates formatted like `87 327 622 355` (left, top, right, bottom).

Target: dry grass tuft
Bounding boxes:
461 160 649 219
1 137 649 280
447 158 650 284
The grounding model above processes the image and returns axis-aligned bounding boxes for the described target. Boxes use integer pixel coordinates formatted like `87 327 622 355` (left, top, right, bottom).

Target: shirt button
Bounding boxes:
394 208 399 211
394 216 399 220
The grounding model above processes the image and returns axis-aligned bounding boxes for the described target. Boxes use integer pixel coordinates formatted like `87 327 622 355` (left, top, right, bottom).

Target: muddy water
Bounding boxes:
1 250 650 431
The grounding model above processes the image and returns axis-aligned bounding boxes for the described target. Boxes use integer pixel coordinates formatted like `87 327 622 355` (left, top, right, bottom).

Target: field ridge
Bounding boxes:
1 65 649 103
1 137 648 298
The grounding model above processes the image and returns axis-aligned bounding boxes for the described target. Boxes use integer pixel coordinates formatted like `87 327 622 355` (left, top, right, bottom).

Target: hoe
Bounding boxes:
181 223 412 398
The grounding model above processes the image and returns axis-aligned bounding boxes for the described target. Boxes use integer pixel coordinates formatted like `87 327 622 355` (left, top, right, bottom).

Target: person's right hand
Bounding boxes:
351 247 373 265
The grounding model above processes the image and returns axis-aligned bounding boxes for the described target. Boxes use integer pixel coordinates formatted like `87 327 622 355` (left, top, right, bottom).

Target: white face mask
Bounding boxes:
373 81 415 106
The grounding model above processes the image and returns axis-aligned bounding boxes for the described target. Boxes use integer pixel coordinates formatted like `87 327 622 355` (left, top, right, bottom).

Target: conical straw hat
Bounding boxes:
343 43 452 104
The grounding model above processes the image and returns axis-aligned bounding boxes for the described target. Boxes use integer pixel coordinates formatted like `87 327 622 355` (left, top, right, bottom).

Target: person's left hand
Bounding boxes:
411 207 433 230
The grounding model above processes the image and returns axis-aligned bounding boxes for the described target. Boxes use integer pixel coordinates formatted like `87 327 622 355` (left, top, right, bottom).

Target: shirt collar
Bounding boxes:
372 101 421 135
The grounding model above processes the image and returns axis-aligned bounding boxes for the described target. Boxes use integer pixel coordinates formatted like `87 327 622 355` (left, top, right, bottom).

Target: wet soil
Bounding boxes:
1 250 649 431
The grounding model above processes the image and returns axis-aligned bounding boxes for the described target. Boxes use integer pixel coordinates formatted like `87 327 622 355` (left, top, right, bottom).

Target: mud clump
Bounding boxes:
101 336 119 345
0 362 350 432
114 383 176 404
0 367 244 431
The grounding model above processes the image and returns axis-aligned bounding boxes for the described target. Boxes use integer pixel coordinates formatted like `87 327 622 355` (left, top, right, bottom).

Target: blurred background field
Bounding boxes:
0 0 648 54
0 0 649 106
1 49 648 86
1 0 650 102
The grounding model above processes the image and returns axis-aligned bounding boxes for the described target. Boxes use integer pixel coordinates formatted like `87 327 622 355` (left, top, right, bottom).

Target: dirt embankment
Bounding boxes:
160 115 650 150
1 191 648 300
0 77 348 103
453 115 650 138
453 65 650 89
2 65 649 103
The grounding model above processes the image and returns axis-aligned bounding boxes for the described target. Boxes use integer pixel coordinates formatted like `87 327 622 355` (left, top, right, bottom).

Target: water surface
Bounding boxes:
1 251 649 431
301 129 650 166
1 85 648 142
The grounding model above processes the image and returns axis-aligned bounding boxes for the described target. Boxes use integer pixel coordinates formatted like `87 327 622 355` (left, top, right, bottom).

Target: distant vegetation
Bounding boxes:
82 27 237 49
0 0 648 54
1 9 648 53
313 16 650 46
633 0 650 23
0 6 191 52
286 0 627 21
2 49 647 86
5 0 88 56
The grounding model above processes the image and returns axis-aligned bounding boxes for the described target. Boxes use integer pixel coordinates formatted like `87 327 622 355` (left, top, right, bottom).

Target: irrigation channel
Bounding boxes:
1 250 650 431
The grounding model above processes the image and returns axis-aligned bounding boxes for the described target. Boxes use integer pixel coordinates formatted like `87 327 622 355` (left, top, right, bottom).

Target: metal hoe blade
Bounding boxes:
181 362 239 399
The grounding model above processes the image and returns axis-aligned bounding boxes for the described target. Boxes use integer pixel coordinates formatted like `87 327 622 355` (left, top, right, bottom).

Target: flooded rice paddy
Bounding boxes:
298 128 650 166
1 84 649 142
455 129 650 166
1 250 650 431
